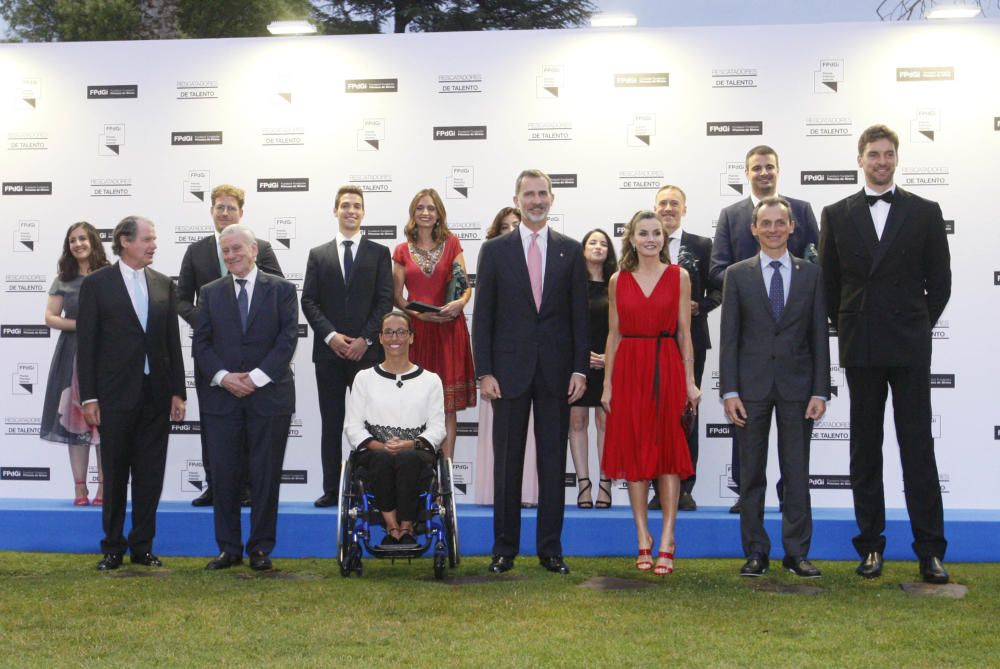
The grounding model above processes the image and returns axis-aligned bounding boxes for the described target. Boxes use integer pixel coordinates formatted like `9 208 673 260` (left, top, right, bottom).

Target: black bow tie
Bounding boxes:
865 191 894 206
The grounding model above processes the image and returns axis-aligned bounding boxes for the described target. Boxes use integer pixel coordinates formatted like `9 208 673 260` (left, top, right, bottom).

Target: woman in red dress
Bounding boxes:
602 210 701 575
392 188 476 458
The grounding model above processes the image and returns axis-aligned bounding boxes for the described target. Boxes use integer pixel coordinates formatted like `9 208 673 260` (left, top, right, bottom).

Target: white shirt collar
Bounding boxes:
863 184 896 197
759 250 791 268
233 264 258 286
519 222 548 244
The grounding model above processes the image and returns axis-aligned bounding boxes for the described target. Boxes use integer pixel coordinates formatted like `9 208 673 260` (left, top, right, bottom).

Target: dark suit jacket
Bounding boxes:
300 236 393 364
710 196 819 289
192 271 298 416
819 187 951 368
472 227 589 397
77 262 186 411
719 255 830 402
679 230 721 351
177 234 283 328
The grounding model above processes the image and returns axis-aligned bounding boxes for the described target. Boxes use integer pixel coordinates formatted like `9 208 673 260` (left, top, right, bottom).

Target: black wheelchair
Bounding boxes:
336 449 460 579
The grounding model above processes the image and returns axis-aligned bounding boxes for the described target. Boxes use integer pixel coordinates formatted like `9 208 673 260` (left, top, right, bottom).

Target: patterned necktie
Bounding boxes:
236 278 249 333
768 260 784 321
132 269 150 374
342 240 354 284
527 232 542 310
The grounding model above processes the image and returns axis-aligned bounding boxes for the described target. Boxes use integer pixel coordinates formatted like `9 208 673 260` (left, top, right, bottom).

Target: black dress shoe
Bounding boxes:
191 488 213 507
739 554 769 577
314 492 338 508
729 500 741 514
919 556 949 584
96 553 124 571
539 556 570 574
130 552 163 567
240 489 252 508
488 555 514 574
206 552 243 570
782 556 821 578
856 551 883 579
249 551 273 571
678 492 697 511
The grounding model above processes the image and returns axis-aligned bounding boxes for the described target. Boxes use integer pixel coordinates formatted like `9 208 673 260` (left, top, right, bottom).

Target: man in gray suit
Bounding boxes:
719 196 830 578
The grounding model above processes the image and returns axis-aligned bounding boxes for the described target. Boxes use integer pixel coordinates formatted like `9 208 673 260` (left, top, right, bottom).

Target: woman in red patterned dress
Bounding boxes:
392 188 476 458
602 210 701 575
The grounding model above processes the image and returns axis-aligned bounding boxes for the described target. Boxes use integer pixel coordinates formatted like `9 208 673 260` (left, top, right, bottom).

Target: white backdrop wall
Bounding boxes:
1 20 997 508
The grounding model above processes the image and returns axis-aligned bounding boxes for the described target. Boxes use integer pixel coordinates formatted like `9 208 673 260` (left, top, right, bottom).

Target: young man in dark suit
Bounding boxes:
193 224 298 572
710 145 820 513
649 185 720 511
177 184 284 508
820 124 952 584
78 216 186 570
720 196 830 578
472 169 589 575
301 185 394 507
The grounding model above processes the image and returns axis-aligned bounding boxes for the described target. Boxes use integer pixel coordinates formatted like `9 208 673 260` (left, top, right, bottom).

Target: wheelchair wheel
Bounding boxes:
349 544 363 577
433 550 446 580
336 458 354 574
439 456 461 567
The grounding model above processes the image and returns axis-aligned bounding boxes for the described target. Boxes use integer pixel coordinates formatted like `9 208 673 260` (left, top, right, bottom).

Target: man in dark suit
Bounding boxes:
301 185 393 507
649 185 721 511
193 224 298 572
710 145 820 513
177 184 284 508
78 216 186 570
472 169 589 575
819 124 951 584
720 196 830 578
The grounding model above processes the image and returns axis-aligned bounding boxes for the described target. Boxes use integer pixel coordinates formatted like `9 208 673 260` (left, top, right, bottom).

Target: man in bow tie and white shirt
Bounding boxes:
819 124 952 584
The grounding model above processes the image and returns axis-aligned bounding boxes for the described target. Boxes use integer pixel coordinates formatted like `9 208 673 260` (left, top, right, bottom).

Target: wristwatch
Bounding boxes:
365 337 373 346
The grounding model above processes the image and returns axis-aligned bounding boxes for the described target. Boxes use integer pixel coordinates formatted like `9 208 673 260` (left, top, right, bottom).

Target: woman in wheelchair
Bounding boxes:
344 310 446 545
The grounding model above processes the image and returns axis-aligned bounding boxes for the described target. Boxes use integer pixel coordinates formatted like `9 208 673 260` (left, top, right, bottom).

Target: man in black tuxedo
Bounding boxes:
472 169 589 575
78 216 186 570
193 224 298 572
720 196 830 578
710 145 820 513
649 185 721 512
819 124 951 584
301 185 393 507
177 184 284 508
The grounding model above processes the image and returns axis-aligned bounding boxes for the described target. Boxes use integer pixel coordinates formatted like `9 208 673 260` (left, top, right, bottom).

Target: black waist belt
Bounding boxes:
622 330 675 405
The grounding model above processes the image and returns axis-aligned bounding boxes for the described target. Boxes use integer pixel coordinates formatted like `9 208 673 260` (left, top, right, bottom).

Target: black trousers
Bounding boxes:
315 357 368 494
202 408 290 556
98 377 169 556
357 448 435 522
736 394 813 559
491 366 570 559
845 365 946 560
680 347 706 495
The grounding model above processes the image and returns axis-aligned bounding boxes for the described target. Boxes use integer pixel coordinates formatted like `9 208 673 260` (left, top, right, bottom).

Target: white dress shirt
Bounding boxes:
864 184 896 240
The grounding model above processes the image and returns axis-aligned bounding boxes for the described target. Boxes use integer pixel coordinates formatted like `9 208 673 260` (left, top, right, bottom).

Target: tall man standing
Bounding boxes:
720 197 829 578
194 224 298 572
301 185 393 507
651 185 720 511
177 184 284 508
710 145 820 513
473 169 589 575
78 216 186 570
819 124 951 584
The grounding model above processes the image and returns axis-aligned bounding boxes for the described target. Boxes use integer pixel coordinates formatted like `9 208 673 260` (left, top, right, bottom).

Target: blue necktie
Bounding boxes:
768 260 784 321
236 278 249 333
342 240 354 284
132 269 150 374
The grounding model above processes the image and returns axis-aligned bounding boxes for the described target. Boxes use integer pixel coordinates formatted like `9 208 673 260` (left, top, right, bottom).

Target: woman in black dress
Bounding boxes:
40 222 110 505
569 228 617 508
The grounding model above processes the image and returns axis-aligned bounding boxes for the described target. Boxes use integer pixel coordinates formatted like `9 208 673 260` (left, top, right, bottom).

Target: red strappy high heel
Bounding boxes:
654 551 674 576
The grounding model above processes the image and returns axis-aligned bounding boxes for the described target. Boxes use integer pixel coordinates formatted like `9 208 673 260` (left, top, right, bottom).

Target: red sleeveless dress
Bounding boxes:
602 266 694 481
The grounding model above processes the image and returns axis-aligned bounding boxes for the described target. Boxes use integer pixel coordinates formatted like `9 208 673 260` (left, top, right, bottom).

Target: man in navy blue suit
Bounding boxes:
193 224 298 572
473 169 589 575
710 145 820 513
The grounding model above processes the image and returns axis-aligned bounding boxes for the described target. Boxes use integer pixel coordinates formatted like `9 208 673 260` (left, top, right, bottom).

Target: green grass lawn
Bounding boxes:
1 552 997 668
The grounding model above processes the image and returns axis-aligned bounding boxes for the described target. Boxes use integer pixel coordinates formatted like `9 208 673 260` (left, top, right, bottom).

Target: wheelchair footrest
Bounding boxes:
369 543 429 558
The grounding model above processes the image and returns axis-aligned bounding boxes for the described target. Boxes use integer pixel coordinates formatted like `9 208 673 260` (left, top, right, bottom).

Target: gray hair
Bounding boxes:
219 223 257 246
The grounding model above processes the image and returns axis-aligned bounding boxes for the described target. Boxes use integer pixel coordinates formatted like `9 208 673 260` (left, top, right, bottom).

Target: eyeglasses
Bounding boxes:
213 205 239 214
381 328 411 338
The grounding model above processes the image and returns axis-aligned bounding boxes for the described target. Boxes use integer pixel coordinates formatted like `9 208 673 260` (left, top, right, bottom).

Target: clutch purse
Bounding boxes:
681 405 696 435
445 261 468 303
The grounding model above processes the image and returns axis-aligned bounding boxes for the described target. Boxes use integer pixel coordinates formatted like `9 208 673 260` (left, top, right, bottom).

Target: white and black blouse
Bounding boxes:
344 364 446 452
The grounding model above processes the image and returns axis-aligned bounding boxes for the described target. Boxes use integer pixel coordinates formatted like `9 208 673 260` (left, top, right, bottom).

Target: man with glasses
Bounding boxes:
178 184 284 508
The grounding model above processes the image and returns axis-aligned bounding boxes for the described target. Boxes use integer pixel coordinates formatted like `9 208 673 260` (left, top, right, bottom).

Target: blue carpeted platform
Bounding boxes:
1 499 997 562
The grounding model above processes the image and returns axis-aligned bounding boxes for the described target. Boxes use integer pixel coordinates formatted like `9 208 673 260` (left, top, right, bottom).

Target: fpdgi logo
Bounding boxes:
12 362 38 394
